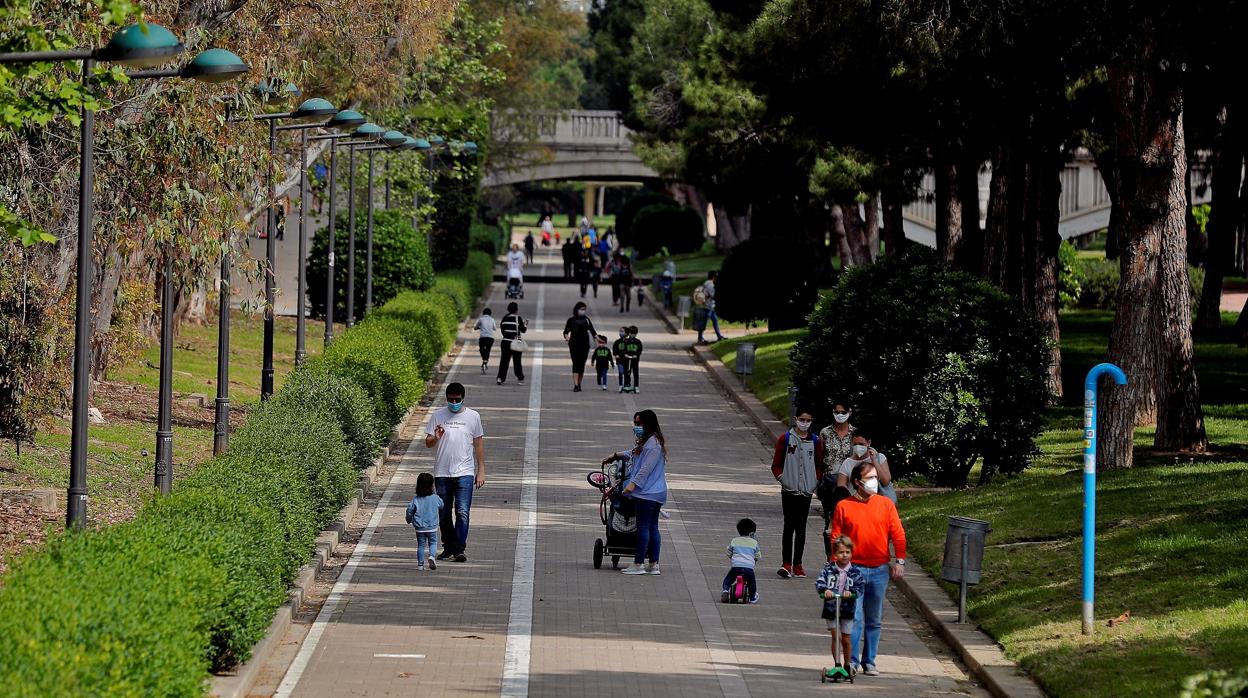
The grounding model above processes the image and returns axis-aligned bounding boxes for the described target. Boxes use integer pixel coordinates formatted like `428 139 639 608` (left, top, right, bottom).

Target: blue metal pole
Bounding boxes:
1081 362 1127 635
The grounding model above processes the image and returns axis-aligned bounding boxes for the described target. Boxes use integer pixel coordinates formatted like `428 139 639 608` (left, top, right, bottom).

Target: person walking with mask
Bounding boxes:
830 461 907 676
496 302 528 385
771 408 825 578
817 402 856 556
836 431 896 504
562 301 597 392
601 410 668 576
426 382 486 563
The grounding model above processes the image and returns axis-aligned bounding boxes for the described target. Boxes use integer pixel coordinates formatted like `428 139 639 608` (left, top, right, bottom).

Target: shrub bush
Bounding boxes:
717 237 822 330
469 222 506 258
308 209 435 323
133 490 287 671
0 523 224 695
276 362 384 464
1071 256 1205 310
791 248 1050 487
615 192 675 246
632 204 705 258
322 323 424 435
367 291 458 372
432 276 474 318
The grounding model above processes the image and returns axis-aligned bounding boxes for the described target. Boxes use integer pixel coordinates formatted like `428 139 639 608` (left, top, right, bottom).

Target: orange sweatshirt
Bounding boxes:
830 494 907 568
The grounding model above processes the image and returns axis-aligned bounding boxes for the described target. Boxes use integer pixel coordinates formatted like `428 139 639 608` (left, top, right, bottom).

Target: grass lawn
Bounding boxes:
711 329 808 421
0 310 333 537
708 309 1248 697
634 248 724 277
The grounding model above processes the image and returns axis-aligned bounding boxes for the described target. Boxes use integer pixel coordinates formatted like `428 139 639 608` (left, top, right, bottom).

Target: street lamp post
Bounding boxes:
342 123 385 326
309 110 366 345
360 130 409 315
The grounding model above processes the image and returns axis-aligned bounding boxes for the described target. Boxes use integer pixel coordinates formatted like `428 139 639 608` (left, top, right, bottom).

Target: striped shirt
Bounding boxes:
499 314 526 341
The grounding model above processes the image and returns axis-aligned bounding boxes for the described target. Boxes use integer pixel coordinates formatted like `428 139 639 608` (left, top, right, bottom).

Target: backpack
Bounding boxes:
692 284 708 306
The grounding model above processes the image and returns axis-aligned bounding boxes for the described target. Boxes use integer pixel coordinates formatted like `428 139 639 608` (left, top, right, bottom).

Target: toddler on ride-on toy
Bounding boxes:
721 518 762 604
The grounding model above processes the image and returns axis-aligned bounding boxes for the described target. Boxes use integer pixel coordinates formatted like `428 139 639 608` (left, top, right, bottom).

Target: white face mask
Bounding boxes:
833 412 850 424
861 477 879 495
795 419 812 432
852 444 869 458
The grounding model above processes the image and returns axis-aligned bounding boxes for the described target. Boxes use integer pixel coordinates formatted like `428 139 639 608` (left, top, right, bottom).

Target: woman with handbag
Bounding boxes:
562 301 598 392
496 301 528 385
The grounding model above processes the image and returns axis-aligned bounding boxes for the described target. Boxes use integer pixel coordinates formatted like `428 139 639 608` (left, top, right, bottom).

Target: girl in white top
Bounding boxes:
473 308 497 374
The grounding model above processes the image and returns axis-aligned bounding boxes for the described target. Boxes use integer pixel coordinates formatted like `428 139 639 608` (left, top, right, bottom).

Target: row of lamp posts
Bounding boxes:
1 22 478 528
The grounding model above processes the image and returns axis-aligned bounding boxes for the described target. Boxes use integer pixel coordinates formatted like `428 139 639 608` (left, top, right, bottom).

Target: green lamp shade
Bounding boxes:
429 135 445 146
283 82 301 98
382 130 407 147
182 48 249 84
292 98 337 122
328 110 366 130
254 79 298 101
401 136 418 149
413 138 432 151
96 23 183 68
355 123 384 140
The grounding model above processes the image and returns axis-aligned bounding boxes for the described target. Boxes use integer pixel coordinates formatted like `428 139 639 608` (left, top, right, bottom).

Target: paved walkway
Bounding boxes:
252 249 983 697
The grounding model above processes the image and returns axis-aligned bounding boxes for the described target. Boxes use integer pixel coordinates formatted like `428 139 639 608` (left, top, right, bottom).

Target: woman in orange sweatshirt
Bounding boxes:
829 460 907 676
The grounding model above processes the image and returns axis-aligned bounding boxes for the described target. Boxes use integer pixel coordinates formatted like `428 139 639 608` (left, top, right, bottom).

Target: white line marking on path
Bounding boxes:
373 654 425 659
534 280 545 332
501 343 543 698
274 334 470 697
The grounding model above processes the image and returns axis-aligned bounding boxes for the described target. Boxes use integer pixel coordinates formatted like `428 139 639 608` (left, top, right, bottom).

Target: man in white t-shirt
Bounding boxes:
507 243 525 275
426 382 486 562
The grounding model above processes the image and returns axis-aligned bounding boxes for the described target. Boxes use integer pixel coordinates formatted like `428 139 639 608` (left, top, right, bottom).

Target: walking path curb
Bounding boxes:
684 336 1048 698
209 312 479 698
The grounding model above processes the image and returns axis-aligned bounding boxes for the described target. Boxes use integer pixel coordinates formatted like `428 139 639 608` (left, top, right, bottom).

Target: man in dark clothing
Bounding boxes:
562 239 577 279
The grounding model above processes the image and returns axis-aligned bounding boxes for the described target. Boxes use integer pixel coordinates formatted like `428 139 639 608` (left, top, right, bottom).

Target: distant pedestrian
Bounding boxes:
507 243 525 273
620 326 643 393
562 238 577 279
607 255 622 305
602 409 668 576
426 382 486 563
496 301 528 385
589 254 602 298
404 473 444 570
771 408 825 579
473 308 497 374
541 214 555 239
816 535 865 678
592 335 615 391
524 232 535 263
613 326 628 390
575 250 594 298
830 461 907 676
562 301 598 392
697 271 725 344
721 517 762 604
617 257 634 312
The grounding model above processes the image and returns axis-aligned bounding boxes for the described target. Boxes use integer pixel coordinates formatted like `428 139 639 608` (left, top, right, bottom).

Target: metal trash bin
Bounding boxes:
942 516 990 622
677 295 691 320
737 342 756 377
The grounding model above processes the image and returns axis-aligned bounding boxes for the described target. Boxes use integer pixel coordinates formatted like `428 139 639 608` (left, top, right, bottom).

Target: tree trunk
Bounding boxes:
1029 145 1064 399
1094 149 1121 260
983 143 1012 288
1099 39 1205 468
1196 104 1241 336
934 161 963 262
958 155 983 273
880 177 907 256
863 195 881 262
830 205 852 269
712 201 750 251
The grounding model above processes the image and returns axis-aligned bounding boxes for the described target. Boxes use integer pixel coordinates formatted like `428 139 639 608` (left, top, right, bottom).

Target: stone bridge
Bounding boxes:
484 110 659 188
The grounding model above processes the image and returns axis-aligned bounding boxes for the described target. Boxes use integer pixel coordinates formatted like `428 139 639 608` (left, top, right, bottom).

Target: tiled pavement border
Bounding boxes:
683 332 1048 698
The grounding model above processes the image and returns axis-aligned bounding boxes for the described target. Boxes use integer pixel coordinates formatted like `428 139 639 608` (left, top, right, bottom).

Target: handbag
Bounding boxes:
510 337 528 353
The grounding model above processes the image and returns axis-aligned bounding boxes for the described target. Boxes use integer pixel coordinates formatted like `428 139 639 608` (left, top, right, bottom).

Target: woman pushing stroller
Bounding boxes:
600 410 668 576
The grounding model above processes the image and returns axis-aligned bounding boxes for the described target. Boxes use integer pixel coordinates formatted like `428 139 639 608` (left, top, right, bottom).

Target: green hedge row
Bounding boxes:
0 253 494 695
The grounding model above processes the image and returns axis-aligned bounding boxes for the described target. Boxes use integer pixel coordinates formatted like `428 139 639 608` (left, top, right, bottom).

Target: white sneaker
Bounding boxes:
621 565 647 575
864 664 879 676
646 564 661 575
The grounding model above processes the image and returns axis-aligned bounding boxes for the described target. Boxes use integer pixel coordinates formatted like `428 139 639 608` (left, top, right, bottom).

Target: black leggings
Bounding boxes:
478 337 494 363
623 357 640 388
781 491 812 566
570 344 589 375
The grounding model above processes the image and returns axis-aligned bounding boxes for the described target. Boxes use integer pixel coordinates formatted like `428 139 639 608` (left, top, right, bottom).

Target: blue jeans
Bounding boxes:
708 309 723 339
415 530 438 565
632 497 662 564
852 563 890 667
435 475 475 555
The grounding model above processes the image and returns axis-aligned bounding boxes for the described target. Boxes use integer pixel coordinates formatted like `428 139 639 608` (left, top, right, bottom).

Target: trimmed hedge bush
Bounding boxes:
632 204 704 258
308 209 435 323
321 323 424 436
1065 256 1205 310
469 222 507 258
0 256 491 692
791 248 1050 487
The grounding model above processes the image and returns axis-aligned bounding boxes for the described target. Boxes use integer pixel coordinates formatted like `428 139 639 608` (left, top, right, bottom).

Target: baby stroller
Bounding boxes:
505 267 524 299
586 458 637 569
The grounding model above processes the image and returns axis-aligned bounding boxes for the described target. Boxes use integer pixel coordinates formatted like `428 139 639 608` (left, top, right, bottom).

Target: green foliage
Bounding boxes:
133 490 287 671
469 221 507 257
307 209 434 323
367 291 459 372
631 204 704 258
322 323 425 436
0 522 223 696
615 192 674 246
0 252 61 449
1057 241 1082 309
791 249 1050 486
1071 257 1204 310
274 362 384 466
432 276 474 318
717 237 821 330
1183 668 1248 698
